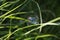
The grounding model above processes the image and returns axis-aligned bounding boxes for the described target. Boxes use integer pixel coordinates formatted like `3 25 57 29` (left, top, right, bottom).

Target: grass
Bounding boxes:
0 0 60 40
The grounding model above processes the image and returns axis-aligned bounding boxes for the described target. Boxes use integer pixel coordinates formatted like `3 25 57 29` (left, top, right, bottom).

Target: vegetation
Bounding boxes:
0 0 60 40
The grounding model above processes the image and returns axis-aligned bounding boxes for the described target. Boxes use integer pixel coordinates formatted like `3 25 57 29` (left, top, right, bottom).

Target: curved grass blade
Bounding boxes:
32 0 43 32
35 34 60 40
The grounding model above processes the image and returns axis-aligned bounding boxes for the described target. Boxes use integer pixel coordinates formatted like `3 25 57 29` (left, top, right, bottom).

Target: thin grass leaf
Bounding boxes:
32 0 43 32
7 19 12 40
0 8 9 11
35 34 60 40
0 2 8 8
8 16 29 21
44 23 60 25
0 16 29 24
24 37 34 40
0 11 33 24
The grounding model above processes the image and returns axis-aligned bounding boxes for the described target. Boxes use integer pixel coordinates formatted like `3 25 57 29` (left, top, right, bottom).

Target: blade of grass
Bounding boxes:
0 8 9 11
8 16 29 21
32 0 43 32
0 11 33 24
0 2 8 8
35 34 60 40
7 19 12 40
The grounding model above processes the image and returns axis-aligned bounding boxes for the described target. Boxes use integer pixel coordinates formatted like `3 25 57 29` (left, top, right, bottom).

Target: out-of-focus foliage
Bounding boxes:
0 0 60 40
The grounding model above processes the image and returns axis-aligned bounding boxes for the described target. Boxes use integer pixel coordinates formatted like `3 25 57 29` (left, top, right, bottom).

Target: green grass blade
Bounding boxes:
35 34 60 40
0 2 8 8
